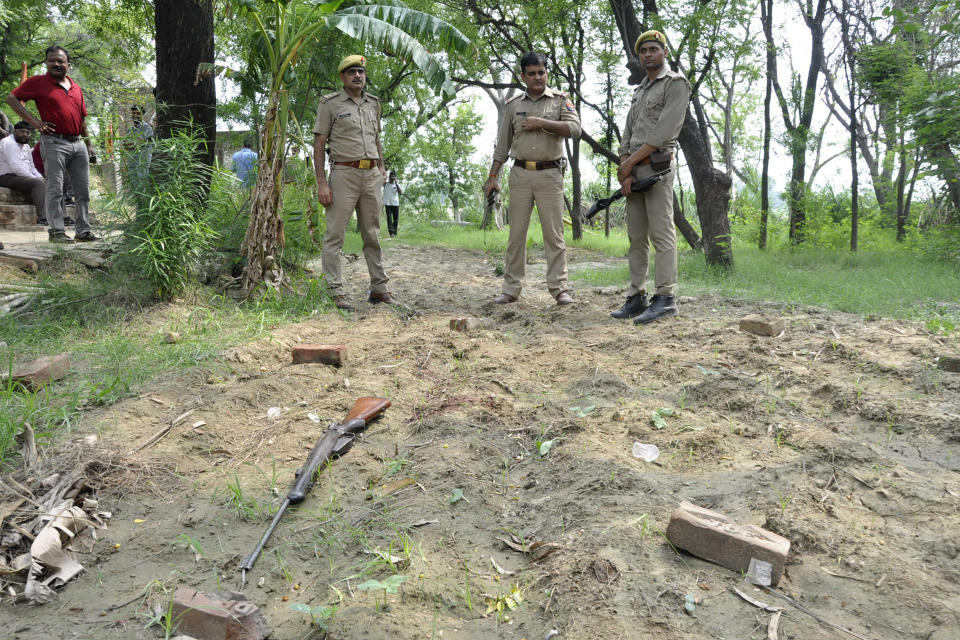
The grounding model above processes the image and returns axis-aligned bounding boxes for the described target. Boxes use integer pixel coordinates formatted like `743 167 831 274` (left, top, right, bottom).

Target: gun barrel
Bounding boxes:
238 397 390 579
239 497 290 574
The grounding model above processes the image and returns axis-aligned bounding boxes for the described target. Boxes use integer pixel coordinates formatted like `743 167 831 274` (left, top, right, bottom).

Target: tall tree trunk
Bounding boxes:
679 113 733 266
154 0 216 168
673 190 702 251
760 0 773 250
241 95 285 294
764 0 827 244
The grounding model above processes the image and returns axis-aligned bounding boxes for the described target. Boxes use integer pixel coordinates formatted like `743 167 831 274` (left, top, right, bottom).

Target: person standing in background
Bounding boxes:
382 170 402 237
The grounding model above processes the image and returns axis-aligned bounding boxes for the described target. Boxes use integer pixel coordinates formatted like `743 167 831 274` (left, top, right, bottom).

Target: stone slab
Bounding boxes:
739 315 785 337
6 354 70 391
171 588 269 640
665 501 790 585
0 203 37 227
291 344 347 366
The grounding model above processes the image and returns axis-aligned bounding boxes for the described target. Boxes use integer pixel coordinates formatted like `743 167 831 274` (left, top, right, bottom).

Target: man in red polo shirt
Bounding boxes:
6 45 98 243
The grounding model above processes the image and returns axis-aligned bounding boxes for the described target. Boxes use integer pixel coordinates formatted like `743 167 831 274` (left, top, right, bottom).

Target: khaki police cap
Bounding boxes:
338 54 366 73
634 30 667 53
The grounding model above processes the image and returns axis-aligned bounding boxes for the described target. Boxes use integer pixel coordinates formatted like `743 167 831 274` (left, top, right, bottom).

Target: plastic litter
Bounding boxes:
632 442 660 462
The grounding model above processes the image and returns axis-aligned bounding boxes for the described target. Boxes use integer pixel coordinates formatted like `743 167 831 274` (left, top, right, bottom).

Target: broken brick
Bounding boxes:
171 588 270 640
937 356 960 373
450 317 491 332
739 315 785 337
8 354 70 391
291 344 346 366
665 501 790 585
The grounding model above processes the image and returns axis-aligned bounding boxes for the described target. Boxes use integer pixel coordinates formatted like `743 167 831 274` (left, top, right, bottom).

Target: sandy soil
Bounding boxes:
2 242 959 640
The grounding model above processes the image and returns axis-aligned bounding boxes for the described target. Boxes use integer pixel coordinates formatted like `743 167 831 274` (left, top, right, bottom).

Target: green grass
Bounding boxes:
559 235 959 321
390 221 958 321
384 218 628 257
0 272 336 465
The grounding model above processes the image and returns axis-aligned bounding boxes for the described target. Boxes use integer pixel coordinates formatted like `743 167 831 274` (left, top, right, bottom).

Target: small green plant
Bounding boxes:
357 575 408 611
289 603 337 630
173 533 207 561
484 582 523 622
224 471 261 521
774 488 794 516
449 488 469 504
650 407 675 429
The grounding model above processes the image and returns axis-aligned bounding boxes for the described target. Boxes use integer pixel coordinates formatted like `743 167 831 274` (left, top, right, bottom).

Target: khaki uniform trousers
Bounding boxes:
502 165 569 298
625 163 677 297
321 166 389 294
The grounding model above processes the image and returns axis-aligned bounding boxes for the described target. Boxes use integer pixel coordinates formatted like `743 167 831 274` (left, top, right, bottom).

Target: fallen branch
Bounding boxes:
134 409 196 452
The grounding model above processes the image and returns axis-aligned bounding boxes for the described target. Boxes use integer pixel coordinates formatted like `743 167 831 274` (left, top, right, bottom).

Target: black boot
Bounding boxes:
633 294 678 324
610 292 648 319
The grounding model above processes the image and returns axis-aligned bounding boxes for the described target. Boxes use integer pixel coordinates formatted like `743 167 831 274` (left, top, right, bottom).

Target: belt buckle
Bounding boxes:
358 159 372 169
525 161 537 171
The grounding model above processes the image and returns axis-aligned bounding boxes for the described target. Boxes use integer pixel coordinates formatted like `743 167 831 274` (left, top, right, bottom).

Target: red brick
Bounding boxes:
665 501 790 585
450 317 491 332
938 356 960 373
171 588 270 640
9 354 69 390
291 344 346 366
739 315 785 337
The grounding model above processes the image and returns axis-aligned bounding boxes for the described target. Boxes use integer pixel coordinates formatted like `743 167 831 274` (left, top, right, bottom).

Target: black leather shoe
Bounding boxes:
74 231 100 242
610 293 648 319
633 294 678 324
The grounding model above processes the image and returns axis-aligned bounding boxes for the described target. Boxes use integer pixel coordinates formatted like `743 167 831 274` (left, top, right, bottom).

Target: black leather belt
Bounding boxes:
43 133 82 142
514 159 562 170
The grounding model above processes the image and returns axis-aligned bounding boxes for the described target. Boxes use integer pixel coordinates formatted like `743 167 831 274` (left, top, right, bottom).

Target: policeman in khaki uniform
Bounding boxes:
611 30 691 324
313 54 395 311
483 52 581 306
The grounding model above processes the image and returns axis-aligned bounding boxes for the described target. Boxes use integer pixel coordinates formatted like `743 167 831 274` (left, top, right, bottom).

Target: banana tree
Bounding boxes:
229 0 472 295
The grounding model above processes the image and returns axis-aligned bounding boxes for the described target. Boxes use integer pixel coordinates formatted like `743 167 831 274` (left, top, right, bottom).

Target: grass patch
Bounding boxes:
0 271 336 465
568 237 959 320
387 219 628 258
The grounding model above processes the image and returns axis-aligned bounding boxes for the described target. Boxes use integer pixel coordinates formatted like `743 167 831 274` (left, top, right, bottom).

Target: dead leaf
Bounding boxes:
592 558 620 584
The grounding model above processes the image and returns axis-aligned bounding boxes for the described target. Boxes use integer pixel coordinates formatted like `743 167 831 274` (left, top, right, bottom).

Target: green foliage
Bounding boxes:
114 125 217 299
409 99 486 221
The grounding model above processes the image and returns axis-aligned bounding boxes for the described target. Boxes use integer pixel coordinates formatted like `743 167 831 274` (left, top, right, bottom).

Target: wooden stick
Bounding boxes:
767 610 782 640
134 409 195 452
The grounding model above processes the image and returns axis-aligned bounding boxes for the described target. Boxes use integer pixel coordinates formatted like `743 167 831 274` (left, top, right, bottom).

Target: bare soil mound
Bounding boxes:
2 243 959 640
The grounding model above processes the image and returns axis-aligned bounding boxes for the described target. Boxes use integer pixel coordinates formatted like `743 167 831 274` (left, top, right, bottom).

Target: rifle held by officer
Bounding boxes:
239 396 391 586
584 168 672 221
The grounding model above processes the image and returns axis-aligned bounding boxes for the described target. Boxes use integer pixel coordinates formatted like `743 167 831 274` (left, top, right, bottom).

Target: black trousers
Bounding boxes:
385 205 399 237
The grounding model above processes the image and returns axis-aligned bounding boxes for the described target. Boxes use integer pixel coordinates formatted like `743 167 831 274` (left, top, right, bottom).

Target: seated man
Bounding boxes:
0 121 46 225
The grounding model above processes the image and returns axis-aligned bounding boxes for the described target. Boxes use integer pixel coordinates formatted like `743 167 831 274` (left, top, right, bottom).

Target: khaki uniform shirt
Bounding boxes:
313 89 381 162
618 67 690 156
492 87 582 163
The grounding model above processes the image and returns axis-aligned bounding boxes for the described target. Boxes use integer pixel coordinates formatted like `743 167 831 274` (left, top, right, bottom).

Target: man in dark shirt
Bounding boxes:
6 45 98 243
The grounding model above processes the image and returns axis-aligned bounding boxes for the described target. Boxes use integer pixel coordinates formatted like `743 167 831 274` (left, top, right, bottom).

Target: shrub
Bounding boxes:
115 126 217 299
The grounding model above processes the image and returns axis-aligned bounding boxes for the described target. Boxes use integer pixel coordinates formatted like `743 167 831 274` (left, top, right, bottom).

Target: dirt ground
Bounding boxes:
2 242 959 640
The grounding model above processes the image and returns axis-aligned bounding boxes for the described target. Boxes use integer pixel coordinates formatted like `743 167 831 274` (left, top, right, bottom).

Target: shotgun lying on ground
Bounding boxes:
239 396 391 586
584 168 672 221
